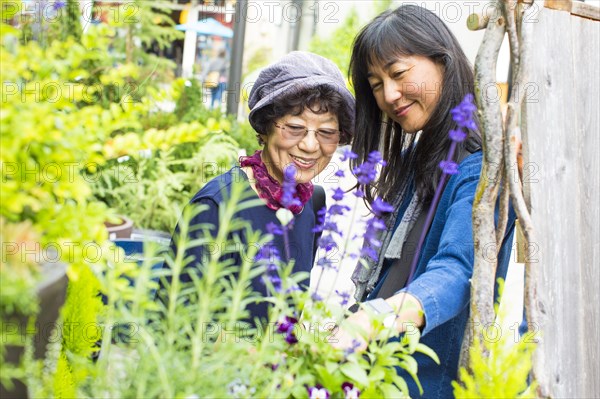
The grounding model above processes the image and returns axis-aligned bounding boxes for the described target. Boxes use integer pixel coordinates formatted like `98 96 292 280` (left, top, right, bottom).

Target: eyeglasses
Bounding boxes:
273 122 341 145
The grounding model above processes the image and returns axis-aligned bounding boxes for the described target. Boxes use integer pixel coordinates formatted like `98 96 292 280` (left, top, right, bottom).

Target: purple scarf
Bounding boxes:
240 150 313 214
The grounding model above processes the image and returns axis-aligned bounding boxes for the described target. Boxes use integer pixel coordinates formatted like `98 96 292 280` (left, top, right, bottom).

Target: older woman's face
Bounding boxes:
367 55 444 133
261 108 339 184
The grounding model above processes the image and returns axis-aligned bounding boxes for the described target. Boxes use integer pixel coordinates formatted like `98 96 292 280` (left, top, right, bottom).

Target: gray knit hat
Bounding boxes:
248 51 355 139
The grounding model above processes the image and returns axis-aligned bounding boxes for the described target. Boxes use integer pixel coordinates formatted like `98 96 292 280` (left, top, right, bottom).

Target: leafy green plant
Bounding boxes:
89 133 241 233
452 280 537 398
56 180 435 398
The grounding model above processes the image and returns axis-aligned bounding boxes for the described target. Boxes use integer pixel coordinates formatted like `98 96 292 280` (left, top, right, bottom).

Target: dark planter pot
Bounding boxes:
1 262 68 399
104 215 134 240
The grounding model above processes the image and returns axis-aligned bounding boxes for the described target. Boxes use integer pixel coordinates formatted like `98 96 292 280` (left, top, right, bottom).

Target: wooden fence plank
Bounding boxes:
526 7 599 397
572 13 600 397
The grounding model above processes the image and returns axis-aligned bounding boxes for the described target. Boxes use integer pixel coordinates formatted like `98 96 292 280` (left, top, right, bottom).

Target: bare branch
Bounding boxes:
459 0 506 370
504 0 521 77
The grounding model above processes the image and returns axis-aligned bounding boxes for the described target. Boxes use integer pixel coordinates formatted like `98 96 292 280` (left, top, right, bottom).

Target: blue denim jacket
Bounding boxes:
367 151 516 398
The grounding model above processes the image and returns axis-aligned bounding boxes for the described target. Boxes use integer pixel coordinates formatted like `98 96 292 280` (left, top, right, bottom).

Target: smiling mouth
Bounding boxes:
394 102 415 117
291 155 317 169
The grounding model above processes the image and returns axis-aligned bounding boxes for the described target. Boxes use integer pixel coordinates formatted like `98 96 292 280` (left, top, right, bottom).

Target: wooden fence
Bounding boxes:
525 3 599 397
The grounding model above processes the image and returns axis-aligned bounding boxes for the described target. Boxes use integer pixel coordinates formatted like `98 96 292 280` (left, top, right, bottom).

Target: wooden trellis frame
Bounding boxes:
461 0 599 397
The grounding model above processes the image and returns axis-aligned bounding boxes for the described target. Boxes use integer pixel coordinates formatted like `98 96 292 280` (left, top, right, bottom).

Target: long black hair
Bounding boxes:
350 5 481 206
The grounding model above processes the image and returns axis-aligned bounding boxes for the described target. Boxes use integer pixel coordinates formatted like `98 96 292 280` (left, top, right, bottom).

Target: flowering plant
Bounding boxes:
20 151 438 398
14 90 482 397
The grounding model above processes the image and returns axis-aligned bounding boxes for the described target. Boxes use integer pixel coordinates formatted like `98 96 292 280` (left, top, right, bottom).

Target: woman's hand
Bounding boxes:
329 310 370 352
329 293 425 352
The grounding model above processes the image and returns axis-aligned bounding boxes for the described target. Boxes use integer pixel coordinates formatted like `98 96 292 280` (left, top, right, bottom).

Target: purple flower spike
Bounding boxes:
451 94 478 130
332 188 345 201
335 169 345 178
270 275 282 292
308 386 330 399
266 222 284 236
439 160 459 175
336 290 351 307
53 1 66 10
281 165 302 209
371 198 394 217
343 340 362 357
367 151 383 164
341 148 358 162
317 235 337 252
449 128 467 142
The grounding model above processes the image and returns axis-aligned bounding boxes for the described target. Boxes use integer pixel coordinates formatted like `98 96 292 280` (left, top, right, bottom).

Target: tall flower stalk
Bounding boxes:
311 149 390 305
384 93 477 341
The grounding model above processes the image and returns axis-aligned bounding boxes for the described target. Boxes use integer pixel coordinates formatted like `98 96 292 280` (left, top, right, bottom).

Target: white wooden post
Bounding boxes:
181 2 200 79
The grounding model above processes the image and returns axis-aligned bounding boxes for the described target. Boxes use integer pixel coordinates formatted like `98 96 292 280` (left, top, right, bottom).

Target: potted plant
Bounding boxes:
0 220 68 398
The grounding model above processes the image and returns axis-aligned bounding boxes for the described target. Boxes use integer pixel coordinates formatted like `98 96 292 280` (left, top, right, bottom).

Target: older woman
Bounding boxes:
161 51 355 321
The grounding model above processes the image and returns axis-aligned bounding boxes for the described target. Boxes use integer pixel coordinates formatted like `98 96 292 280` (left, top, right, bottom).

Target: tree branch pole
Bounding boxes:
494 0 520 248
459 0 506 369
503 2 549 396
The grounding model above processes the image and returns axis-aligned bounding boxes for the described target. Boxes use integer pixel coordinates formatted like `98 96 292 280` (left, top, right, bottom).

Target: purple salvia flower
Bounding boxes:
439 160 459 175
52 1 66 10
450 94 477 130
353 189 364 198
335 289 351 307
341 148 358 162
269 274 282 292
311 291 323 301
335 169 345 177
275 315 298 344
328 204 351 215
449 128 467 142
332 187 345 201
312 207 327 233
371 198 394 217
322 220 341 235
360 246 379 262
343 340 362 357
316 257 337 270
266 222 284 236
367 150 384 164
281 165 301 209
255 244 280 262
317 235 337 252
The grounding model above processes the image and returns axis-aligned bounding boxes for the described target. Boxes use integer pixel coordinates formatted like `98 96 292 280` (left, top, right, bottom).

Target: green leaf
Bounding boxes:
379 383 407 398
392 374 410 396
368 366 385 382
414 343 440 364
340 362 369 387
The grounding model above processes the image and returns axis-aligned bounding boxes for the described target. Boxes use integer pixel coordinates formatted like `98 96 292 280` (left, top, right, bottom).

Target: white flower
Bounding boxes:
276 208 293 226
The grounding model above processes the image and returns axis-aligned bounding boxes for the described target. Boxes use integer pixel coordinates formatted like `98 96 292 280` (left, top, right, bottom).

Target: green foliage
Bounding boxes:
88 134 240 232
452 280 537 398
59 184 434 397
102 1 183 92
